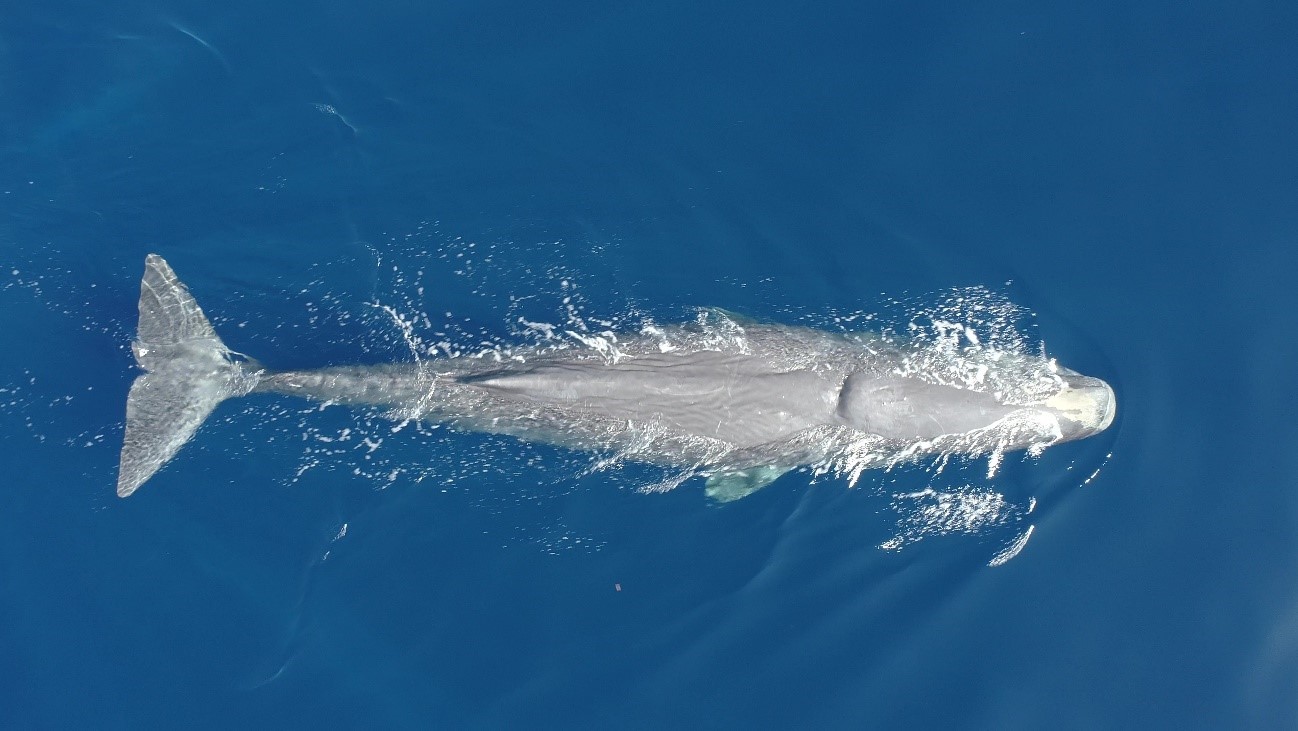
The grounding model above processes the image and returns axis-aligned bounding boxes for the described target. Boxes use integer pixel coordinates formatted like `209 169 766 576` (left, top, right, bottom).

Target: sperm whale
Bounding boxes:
116 255 1115 499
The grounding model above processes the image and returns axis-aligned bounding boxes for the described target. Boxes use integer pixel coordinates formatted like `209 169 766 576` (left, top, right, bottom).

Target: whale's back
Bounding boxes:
459 351 843 448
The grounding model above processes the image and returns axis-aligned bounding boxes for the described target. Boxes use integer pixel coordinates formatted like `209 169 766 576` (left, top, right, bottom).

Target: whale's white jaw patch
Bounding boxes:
1044 377 1116 437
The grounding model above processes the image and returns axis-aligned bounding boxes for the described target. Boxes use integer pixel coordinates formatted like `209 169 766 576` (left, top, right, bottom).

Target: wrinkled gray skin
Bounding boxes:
254 338 1114 458
116 255 1116 498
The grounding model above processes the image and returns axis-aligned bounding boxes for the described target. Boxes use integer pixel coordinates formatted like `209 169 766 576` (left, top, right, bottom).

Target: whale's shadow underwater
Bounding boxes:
116 255 1115 501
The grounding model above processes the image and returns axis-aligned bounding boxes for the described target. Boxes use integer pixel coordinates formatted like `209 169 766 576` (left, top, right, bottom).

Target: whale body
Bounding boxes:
116 255 1116 499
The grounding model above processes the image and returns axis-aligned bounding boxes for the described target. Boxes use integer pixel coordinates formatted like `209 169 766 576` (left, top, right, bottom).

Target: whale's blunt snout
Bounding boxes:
1043 373 1117 442
1093 379 1117 432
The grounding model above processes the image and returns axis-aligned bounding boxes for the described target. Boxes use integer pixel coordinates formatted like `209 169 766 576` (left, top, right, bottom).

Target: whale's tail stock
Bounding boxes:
116 255 259 497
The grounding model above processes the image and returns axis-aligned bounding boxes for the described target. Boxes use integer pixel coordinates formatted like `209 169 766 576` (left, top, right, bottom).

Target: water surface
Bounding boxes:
3 1 1297 728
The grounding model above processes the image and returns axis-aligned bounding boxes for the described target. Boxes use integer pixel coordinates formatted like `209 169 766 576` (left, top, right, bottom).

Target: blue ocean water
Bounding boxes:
3 0 1297 728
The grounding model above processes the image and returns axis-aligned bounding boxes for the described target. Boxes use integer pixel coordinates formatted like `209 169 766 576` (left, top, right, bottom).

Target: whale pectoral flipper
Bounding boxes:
704 465 792 503
117 255 259 497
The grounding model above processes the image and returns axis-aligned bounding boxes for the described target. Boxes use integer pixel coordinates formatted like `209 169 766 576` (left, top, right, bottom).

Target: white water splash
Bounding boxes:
879 484 1029 553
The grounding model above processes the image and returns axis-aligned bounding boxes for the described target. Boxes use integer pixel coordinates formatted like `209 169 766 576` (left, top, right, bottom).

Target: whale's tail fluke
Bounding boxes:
116 255 259 497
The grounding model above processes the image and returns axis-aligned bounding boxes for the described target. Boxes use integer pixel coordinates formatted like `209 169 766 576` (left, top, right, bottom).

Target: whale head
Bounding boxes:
835 366 1116 449
1041 370 1117 443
